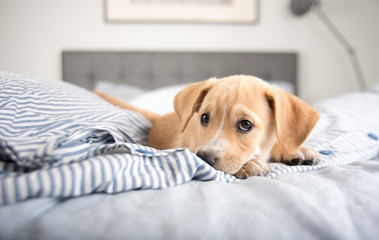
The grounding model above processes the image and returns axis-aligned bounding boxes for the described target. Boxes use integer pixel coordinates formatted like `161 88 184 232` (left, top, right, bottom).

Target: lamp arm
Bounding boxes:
314 7 367 90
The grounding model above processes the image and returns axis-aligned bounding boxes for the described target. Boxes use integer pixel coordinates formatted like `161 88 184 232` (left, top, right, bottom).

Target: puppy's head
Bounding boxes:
174 75 319 175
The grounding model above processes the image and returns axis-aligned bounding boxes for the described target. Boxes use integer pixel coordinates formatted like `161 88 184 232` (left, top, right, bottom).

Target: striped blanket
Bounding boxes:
0 72 236 205
1 72 379 205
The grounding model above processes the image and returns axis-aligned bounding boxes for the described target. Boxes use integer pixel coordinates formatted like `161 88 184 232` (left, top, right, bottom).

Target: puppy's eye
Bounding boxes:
201 113 210 126
237 120 253 132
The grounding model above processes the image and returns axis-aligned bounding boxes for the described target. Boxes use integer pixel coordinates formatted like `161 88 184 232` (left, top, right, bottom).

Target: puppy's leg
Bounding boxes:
234 158 270 179
270 142 321 166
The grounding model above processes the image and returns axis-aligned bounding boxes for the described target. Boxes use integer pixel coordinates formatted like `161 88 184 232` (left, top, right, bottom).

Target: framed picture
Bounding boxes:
105 0 259 23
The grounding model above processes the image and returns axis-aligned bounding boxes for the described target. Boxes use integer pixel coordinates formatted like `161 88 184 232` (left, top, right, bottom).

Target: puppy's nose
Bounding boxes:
196 151 219 166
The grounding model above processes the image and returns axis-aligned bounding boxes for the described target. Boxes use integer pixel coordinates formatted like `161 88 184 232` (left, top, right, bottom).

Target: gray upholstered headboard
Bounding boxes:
62 51 297 94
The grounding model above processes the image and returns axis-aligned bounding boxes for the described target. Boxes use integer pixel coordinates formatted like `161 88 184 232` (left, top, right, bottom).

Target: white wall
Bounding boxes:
0 0 378 103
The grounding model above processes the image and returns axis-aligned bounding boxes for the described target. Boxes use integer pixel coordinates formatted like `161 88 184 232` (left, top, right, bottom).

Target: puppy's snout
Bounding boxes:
196 151 219 166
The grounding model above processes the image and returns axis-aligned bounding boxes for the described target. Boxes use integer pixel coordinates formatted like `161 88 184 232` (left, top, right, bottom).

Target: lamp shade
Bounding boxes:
290 0 318 16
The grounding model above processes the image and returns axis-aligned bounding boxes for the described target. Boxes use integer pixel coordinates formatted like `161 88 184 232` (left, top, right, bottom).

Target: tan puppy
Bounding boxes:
96 75 320 179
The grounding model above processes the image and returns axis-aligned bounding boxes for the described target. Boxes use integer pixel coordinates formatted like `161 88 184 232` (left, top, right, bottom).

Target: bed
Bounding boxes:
1 51 379 240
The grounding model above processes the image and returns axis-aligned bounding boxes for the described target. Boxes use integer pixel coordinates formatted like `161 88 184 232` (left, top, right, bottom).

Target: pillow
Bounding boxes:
130 83 189 114
268 80 295 95
128 80 295 115
94 81 147 101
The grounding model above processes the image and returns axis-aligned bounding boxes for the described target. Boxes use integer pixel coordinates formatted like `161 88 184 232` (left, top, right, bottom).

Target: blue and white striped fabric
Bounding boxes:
0 72 235 205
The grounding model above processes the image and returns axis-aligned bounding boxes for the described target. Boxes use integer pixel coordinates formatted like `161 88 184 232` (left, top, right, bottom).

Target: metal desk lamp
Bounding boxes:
290 0 367 90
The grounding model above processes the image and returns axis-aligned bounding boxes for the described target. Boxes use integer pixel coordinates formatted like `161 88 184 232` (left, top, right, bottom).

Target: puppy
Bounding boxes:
96 75 320 179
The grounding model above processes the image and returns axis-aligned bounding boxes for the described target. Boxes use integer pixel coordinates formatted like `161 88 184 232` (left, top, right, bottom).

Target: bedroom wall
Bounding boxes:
0 0 378 103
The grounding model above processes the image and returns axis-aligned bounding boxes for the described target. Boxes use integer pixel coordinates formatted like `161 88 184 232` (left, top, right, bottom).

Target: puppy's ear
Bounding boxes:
265 87 319 154
174 78 217 132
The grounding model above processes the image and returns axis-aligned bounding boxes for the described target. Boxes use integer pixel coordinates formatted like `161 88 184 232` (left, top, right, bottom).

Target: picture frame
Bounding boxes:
105 0 259 23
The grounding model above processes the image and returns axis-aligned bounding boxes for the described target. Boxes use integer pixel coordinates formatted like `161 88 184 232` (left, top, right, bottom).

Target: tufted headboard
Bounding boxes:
62 51 298 94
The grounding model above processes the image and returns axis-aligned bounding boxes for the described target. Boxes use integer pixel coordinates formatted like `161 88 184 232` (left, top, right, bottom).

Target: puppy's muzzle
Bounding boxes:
196 151 219 166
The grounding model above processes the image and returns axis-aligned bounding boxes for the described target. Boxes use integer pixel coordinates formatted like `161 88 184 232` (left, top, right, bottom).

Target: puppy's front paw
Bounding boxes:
234 159 270 179
281 146 321 166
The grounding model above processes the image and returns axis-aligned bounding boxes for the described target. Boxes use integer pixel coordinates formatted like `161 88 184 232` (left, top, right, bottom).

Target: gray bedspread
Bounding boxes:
1 158 379 240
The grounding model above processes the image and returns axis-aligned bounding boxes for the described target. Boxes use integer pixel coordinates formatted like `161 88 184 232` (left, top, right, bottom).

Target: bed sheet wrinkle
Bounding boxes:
272 175 357 239
312 164 379 239
1 158 379 240
0 197 59 240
